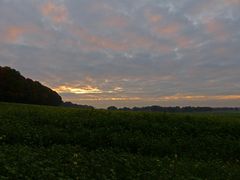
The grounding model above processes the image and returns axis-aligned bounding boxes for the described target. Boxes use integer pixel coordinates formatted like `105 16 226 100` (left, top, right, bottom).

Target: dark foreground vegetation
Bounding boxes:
0 102 239 179
0 66 62 106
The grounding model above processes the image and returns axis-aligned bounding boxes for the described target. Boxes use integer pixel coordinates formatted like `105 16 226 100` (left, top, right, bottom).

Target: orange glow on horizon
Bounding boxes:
54 85 103 94
54 85 240 102
155 94 240 101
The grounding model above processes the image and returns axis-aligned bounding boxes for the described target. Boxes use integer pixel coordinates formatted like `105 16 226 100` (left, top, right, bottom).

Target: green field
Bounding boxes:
0 102 240 179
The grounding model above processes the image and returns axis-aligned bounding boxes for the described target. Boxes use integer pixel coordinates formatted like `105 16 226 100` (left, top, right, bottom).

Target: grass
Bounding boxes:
0 102 240 179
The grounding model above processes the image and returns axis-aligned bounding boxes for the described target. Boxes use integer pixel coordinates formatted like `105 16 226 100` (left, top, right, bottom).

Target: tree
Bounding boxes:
0 66 62 106
107 106 118 111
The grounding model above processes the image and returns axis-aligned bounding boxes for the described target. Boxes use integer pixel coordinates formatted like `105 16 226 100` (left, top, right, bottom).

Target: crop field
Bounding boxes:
0 102 240 179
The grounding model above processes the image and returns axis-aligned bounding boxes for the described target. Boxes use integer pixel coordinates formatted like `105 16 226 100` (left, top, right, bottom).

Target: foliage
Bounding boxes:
0 102 240 179
107 106 118 111
0 66 62 106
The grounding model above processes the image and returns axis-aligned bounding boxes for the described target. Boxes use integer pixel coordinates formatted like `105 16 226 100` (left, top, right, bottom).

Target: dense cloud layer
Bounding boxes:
0 0 240 107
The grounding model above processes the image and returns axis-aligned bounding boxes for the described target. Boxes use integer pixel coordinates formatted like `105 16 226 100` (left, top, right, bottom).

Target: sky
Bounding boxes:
0 0 240 108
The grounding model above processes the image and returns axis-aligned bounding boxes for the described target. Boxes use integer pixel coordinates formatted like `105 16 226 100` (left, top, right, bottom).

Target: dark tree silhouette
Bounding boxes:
116 105 239 112
62 101 94 109
0 66 62 106
107 106 118 111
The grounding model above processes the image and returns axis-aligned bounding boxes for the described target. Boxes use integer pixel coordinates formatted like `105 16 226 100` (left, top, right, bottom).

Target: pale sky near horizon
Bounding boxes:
0 0 240 108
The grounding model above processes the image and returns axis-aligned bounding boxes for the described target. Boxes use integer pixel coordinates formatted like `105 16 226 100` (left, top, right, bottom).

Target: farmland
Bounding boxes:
0 102 240 179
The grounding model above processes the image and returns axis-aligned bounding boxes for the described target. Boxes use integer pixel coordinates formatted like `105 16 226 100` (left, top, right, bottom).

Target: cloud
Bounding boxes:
154 94 240 101
0 24 62 50
54 85 103 94
144 10 162 24
103 15 128 29
1 25 41 44
186 0 240 25
0 0 240 107
40 1 69 25
224 0 240 5
58 92 240 108
53 83 124 95
4 26 26 43
204 19 230 41
154 22 181 37
70 25 173 54
175 36 193 49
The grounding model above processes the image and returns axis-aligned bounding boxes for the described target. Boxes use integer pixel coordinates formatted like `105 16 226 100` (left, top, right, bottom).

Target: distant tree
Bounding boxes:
0 66 62 106
114 105 232 112
107 106 118 111
62 101 94 109
119 107 131 111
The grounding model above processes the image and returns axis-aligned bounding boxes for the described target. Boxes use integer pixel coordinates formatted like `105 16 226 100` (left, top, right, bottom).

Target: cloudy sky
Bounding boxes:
0 0 240 107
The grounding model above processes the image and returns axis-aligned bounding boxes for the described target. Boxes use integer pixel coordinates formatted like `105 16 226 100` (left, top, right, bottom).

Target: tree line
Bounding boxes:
1 66 239 111
0 66 62 106
108 105 240 112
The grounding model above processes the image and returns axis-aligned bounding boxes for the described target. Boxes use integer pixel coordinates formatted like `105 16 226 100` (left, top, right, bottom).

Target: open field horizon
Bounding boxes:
0 0 240 178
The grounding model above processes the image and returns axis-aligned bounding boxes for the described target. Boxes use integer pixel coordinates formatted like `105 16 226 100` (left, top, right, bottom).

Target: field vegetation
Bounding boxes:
0 102 240 179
